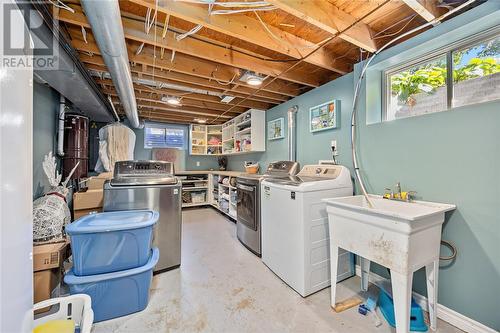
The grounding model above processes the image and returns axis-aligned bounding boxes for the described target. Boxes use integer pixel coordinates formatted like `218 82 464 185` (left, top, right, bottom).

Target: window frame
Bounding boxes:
143 122 187 150
382 27 500 121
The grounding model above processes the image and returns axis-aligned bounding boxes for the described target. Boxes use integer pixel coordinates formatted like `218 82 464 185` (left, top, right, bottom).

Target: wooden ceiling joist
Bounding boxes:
402 0 439 22
126 0 351 75
81 57 277 108
82 52 299 98
107 90 244 116
59 9 322 87
72 39 290 104
112 99 230 120
72 41 283 106
267 0 378 52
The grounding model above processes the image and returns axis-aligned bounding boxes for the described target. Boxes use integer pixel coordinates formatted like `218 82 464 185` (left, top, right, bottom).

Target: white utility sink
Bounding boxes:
324 195 455 333
325 194 456 222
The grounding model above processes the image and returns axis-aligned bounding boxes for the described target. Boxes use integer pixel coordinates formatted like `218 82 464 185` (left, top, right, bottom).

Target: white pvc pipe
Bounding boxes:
57 95 65 157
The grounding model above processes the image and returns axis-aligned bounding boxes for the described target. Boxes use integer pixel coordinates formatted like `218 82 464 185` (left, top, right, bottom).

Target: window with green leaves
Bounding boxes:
385 33 500 121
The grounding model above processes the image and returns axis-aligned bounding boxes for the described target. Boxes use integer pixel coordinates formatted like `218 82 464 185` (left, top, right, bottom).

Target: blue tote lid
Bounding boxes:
64 247 159 285
66 210 159 235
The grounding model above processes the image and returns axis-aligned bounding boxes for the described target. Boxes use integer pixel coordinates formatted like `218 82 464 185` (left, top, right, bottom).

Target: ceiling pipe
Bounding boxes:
287 105 298 161
80 0 140 128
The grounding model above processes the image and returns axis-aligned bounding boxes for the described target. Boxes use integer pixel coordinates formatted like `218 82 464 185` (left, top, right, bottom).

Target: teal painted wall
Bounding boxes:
231 3 498 329
352 3 500 329
227 73 354 172
33 82 59 199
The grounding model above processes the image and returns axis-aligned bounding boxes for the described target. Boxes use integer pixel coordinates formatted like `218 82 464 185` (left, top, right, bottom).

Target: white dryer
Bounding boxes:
261 165 354 297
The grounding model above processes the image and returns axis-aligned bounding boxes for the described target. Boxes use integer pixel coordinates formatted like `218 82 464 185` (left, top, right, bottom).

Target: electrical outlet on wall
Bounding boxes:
331 140 338 156
196 161 201 167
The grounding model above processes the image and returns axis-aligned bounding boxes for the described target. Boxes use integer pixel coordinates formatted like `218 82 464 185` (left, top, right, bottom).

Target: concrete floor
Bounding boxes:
93 208 463 333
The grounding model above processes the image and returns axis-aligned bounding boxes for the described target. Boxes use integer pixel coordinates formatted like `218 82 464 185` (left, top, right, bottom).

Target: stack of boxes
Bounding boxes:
64 210 160 322
33 241 70 312
73 172 112 219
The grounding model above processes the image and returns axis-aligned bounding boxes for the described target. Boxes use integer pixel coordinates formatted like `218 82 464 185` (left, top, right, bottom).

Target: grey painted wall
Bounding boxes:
33 82 59 199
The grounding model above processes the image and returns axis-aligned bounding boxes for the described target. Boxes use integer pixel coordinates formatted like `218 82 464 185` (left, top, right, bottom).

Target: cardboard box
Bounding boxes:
73 189 104 210
33 241 70 272
74 208 102 220
34 269 60 314
34 269 59 304
86 172 113 190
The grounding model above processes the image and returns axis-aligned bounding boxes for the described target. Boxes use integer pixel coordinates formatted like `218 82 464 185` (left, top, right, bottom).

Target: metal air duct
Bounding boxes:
80 0 140 128
287 105 298 161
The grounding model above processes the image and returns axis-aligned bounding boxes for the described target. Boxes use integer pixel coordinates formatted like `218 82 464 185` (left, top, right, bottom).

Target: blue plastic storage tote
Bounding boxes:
66 210 159 276
64 247 159 322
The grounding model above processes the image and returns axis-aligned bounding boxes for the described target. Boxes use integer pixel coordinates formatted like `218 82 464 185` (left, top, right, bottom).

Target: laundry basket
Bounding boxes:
34 294 93 333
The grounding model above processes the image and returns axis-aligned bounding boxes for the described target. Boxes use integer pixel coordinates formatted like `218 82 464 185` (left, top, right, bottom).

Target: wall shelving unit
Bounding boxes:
189 124 223 155
190 109 265 156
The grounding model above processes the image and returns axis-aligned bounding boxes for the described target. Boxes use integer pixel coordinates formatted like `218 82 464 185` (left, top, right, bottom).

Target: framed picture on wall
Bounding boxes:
309 100 340 132
268 117 285 140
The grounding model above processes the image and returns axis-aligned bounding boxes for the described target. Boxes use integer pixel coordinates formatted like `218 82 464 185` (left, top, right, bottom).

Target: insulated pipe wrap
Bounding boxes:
80 0 139 128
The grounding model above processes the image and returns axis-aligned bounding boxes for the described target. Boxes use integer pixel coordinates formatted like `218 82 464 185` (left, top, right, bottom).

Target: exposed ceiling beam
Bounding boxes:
72 40 282 106
71 39 288 104
107 89 244 115
59 9 322 87
81 52 298 98
118 109 222 124
402 0 439 22
266 0 378 52
126 0 351 75
112 98 228 119
90 67 273 110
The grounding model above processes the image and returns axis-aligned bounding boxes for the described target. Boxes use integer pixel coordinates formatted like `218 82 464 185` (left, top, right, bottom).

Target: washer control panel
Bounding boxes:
297 165 340 178
114 160 174 177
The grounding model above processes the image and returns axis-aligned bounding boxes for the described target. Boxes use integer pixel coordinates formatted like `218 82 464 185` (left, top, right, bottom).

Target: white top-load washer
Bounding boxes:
261 164 354 297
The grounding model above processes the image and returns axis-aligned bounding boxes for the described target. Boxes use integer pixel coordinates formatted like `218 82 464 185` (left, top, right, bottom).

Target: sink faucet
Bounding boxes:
395 182 402 198
383 182 417 202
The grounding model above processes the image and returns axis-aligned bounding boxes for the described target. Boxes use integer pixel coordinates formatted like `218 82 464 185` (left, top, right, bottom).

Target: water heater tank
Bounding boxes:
63 114 89 179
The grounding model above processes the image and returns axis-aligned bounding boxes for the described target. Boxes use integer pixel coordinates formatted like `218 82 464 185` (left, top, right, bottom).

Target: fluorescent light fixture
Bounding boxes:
239 71 264 86
161 96 181 105
220 95 235 103
194 118 207 124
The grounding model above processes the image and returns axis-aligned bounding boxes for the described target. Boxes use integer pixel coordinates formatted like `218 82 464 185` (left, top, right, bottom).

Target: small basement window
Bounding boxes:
384 33 500 121
144 123 186 149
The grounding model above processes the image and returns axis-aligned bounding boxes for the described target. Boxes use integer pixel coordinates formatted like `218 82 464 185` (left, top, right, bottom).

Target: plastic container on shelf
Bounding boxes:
66 210 158 276
64 248 159 322
191 191 206 203
34 294 94 333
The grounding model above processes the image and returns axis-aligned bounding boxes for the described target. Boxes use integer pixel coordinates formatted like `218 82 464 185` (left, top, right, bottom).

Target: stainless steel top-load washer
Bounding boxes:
236 161 300 256
103 160 181 273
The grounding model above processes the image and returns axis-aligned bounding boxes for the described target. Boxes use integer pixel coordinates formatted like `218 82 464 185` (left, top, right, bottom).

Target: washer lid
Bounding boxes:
66 210 159 234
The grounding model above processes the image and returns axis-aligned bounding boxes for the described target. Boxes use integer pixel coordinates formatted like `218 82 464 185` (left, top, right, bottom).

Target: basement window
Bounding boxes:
144 123 186 149
384 32 500 121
